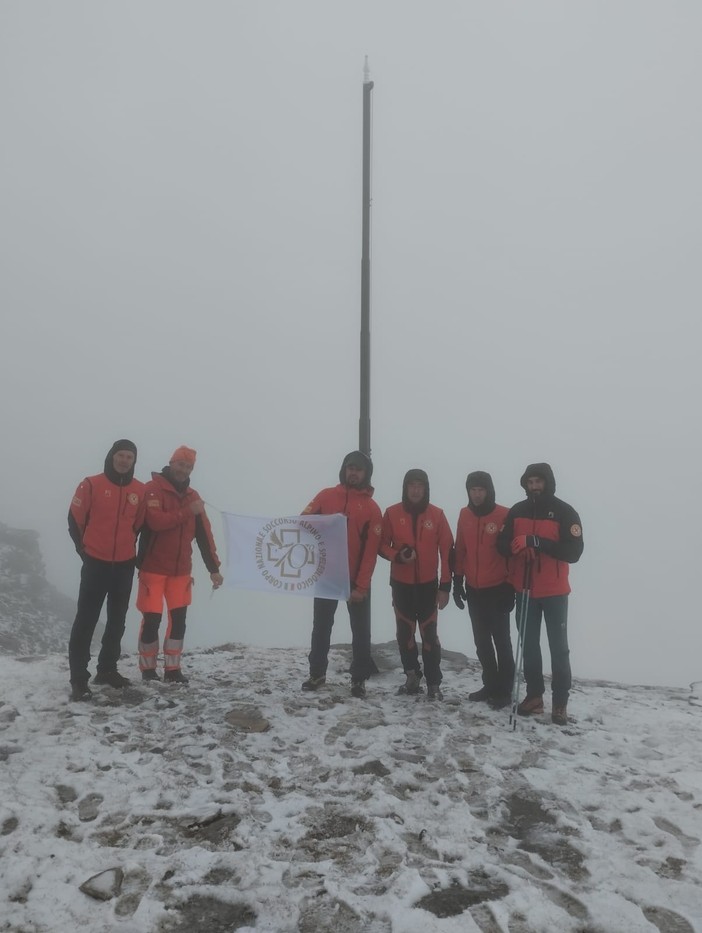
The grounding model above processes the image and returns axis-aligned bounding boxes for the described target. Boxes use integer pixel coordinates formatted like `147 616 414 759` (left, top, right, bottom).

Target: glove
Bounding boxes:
452 574 466 610
511 535 540 554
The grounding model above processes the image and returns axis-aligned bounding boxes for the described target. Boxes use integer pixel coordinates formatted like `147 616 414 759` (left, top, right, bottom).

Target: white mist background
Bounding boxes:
2 1 701 687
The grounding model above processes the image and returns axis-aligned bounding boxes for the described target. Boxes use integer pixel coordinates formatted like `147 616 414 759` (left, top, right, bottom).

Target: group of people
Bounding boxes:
68 441 222 701
299 451 583 725
67 442 583 725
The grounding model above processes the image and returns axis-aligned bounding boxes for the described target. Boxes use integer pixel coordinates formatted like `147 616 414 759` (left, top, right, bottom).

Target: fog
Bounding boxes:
2 1 701 689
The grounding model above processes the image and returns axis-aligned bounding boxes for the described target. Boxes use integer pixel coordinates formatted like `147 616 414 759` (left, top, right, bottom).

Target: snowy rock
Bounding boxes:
79 867 124 901
224 706 270 732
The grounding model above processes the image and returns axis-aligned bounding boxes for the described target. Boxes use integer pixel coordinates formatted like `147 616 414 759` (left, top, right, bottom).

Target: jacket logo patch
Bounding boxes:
570 524 582 537
147 500 161 508
104 489 112 497
485 522 498 535
127 493 139 506
72 496 82 507
373 524 382 536
423 520 433 530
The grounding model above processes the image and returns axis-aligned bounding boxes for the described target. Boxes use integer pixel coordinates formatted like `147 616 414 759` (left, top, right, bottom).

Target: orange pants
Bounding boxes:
136 572 192 671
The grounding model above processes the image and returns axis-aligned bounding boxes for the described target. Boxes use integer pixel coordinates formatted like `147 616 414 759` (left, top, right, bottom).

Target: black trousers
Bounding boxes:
466 583 515 696
68 556 135 685
392 580 442 686
308 596 372 682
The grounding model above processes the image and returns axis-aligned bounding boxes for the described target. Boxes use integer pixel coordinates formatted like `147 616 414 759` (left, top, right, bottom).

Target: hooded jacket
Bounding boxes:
137 469 220 577
380 469 454 589
302 451 382 594
497 463 583 597
454 471 510 590
68 440 144 563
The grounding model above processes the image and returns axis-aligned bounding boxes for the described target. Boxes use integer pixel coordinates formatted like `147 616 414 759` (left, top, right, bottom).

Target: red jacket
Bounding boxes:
454 504 510 590
137 472 220 577
497 495 583 598
380 503 454 587
69 473 144 562
302 484 382 594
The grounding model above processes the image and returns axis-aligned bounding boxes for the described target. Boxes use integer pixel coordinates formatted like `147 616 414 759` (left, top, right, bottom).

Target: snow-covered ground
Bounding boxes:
1 643 701 933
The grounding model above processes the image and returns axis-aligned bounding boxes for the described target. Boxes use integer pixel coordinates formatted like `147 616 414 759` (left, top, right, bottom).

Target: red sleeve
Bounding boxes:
354 501 383 593
143 489 190 531
437 510 455 586
379 508 397 562
68 478 92 551
453 510 467 577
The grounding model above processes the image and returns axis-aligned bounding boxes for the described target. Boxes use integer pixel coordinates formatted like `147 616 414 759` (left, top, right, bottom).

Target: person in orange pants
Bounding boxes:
136 446 222 683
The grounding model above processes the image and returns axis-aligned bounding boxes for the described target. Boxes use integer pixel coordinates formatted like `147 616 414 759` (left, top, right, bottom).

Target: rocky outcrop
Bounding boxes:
0 522 77 655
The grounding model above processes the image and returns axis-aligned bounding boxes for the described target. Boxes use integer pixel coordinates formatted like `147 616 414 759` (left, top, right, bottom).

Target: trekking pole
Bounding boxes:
509 559 532 730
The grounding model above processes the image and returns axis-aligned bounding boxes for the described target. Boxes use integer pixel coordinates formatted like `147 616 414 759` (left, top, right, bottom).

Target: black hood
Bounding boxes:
465 470 496 516
520 462 556 498
339 450 373 489
402 468 430 513
104 439 137 485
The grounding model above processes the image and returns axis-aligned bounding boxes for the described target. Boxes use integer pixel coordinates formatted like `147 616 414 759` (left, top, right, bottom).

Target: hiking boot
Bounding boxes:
164 669 189 684
70 684 92 702
427 684 444 701
301 674 326 692
468 686 491 702
93 671 131 688
552 704 569 726
517 695 544 716
399 670 422 695
488 694 511 710
141 670 161 682
351 681 367 699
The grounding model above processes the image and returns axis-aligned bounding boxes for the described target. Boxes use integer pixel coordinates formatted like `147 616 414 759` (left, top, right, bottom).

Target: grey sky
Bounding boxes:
2 1 701 687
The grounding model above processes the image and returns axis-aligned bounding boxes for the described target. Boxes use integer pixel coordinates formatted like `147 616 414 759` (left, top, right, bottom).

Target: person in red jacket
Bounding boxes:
67 439 144 700
497 463 583 725
452 471 514 709
300 450 382 699
380 469 454 700
136 446 222 684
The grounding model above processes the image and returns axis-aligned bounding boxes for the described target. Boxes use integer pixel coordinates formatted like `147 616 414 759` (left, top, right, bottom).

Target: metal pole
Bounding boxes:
359 56 373 456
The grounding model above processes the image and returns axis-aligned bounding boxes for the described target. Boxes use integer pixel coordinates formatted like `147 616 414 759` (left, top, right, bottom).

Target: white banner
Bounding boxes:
222 513 350 600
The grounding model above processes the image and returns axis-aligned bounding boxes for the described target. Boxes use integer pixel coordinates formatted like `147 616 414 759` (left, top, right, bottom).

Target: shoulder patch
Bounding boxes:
570 524 582 537
72 496 82 507
373 524 382 536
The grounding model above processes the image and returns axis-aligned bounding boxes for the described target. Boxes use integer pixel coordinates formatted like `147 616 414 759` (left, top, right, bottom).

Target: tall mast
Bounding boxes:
359 56 374 456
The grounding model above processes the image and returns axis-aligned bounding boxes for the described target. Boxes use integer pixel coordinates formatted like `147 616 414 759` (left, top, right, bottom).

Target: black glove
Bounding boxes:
452 574 466 610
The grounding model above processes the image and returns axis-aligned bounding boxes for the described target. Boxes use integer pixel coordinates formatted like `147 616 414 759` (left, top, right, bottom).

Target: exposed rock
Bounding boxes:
224 706 270 732
0 521 89 655
415 875 509 918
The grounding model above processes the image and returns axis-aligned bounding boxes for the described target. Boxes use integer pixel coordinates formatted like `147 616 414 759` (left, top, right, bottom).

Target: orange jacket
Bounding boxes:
137 472 220 577
302 484 382 594
454 504 510 590
380 503 454 587
69 473 144 563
